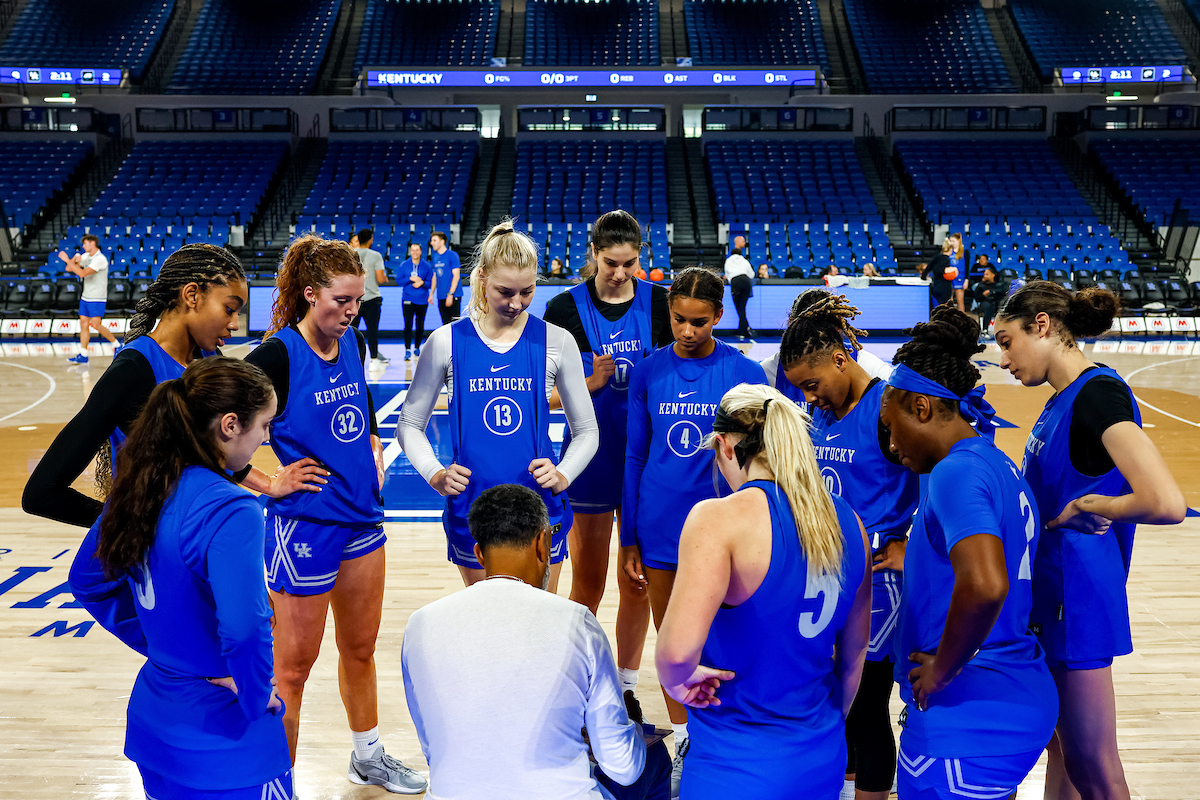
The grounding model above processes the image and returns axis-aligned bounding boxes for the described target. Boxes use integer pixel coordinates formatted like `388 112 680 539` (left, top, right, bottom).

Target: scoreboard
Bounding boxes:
365 67 819 90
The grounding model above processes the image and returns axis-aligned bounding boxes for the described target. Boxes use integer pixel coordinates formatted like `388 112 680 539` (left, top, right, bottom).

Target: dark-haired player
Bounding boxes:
996 282 1184 799
881 304 1057 800
621 266 767 794
778 292 920 800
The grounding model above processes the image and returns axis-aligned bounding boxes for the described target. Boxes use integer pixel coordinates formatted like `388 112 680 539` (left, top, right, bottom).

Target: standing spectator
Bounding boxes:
973 266 1008 339
401 242 435 361
61 234 119 364
352 228 389 365
430 231 462 327
730 234 747 254
401 484 656 799
919 241 955 310
723 247 755 338
948 233 968 313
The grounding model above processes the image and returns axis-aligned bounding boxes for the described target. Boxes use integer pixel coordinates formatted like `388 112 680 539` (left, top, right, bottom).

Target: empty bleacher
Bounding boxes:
354 0 499 69
683 0 828 67
843 0 1015 93
0 141 92 238
59 141 287 276
0 0 175 80
168 0 340 94
1092 140 1200 230
524 0 658 66
529 219 670 275
896 140 1129 278
1008 0 1186 79
295 140 477 264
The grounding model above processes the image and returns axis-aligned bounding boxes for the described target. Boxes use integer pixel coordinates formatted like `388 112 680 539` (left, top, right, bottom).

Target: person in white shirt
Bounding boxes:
352 227 389 365
723 247 755 338
401 483 659 800
60 233 118 365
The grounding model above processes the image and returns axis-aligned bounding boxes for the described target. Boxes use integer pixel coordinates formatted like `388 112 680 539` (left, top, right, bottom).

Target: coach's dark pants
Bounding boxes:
353 297 383 359
439 296 461 326
730 275 753 334
596 739 672 800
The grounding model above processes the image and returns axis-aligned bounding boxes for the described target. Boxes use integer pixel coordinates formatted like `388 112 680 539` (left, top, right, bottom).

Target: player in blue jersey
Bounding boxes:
656 383 873 799
778 291 921 800
398 220 600 589
621 266 768 795
994 283 1184 800
430 230 462 326
20 244 318 528
543 210 672 701
760 289 891 407
878 304 1058 800
400 242 436 360
948 233 967 313
68 357 291 799
244 236 427 795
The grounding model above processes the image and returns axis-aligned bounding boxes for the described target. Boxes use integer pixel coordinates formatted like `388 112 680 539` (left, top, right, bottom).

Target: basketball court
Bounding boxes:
1 330 1197 799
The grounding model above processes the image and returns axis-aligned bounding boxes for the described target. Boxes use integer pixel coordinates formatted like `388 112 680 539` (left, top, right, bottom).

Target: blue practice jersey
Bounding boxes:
431 248 462 299
110 336 215 457
772 355 808 407
401 258 435 304
447 315 565 533
266 325 383 526
620 341 767 568
895 436 1058 758
1023 366 1141 664
686 483 866 799
68 466 289 790
563 279 656 512
810 380 919 552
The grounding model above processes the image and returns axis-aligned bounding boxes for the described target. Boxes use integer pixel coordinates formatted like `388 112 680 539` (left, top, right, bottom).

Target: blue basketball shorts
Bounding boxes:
139 766 292 800
265 513 387 595
79 300 106 318
868 568 902 662
444 517 568 569
897 742 1042 800
951 277 965 290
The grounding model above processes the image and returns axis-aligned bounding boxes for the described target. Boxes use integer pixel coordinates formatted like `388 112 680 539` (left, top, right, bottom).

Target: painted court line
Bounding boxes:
1124 357 1200 430
0 361 57 423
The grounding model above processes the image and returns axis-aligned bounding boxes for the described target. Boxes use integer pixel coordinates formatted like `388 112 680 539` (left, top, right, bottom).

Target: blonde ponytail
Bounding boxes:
469 219 540 317
713 383 844 582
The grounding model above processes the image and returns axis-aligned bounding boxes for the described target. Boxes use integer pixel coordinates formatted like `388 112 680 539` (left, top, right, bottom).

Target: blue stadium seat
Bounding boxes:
167 0 340 94
1092 140 1200 230
684 0 828 68
355 0 499 69
843 0 1015 93
0 0 174 80
511 141 667 224
525 0 657 66
0 142 92 236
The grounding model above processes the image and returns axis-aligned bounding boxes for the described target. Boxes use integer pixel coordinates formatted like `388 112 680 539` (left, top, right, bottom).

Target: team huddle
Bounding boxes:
24 210 1186 800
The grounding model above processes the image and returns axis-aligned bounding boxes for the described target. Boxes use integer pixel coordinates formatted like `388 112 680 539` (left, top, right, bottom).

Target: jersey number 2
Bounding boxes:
1017 492 1036 581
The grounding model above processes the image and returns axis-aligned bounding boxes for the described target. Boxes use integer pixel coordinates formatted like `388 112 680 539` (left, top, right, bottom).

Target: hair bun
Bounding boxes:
1064 287 1120 338
911 304 984 361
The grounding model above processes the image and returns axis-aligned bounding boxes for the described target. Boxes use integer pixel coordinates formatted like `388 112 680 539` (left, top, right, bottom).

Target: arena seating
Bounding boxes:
296 140 477 263
524 0 658 66
167 0 340 94
843 0 1015 93
510 140 667 226
0 0 175 80
708 140 890 275
355 0 499 69
0 142 92 237
896 140 1128 277
1008 0 1186 79
57 141 287 275
1091 140 1200 230
683 0 828 68
533 220 669 275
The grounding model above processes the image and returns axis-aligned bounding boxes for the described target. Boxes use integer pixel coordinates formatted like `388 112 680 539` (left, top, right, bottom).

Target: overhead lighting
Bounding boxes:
1105 94 1138 102
44 93 76 104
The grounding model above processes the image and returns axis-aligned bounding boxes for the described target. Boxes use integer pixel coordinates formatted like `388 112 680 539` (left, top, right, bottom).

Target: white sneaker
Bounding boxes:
348 749 427 794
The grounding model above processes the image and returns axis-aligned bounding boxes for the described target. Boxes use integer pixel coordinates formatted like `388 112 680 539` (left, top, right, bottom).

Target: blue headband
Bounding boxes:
887 363 996 440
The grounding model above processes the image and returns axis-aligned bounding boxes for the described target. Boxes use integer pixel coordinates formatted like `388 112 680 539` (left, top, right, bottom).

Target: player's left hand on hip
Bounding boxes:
872 538 906 573
908 651 953 711
528 458 567 493
1047 495 1111 535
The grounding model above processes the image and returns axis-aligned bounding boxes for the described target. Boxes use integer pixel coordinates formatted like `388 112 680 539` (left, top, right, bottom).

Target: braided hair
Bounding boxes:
779 290 868 369
668 266 724 312
99 244 245 496
125 244 245 344
890 302 984 414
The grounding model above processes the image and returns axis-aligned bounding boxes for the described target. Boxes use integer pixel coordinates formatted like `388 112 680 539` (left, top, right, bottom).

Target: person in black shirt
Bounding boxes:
919 241 955 309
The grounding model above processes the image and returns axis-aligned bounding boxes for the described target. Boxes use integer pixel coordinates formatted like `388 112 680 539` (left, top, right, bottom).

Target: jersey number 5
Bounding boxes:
798 573 839 638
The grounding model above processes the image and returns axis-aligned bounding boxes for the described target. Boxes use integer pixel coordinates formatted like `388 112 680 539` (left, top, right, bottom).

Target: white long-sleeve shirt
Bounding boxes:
397 317 599 485
723 253 754 282
402 579 647 800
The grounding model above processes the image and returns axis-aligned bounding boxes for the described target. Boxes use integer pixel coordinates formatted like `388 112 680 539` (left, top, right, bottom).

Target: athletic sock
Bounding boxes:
838 779 856 800
671 722 689 745
618 668 639 693
351 727 383 761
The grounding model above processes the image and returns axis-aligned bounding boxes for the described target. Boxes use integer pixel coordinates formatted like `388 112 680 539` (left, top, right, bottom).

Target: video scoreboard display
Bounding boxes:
1060 65 1186 85
0 66 124 86
365 68 818 89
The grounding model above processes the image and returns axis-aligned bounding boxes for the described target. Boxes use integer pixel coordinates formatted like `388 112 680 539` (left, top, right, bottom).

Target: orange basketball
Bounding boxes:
944 265 959 281
649 268 665 282
634 267 648 280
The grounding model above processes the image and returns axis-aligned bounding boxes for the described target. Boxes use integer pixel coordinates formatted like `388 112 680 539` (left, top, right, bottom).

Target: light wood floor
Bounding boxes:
1 343 1198 799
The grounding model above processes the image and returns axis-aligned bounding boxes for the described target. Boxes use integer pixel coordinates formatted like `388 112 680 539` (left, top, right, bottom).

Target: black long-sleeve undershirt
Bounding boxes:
543 279 673 355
